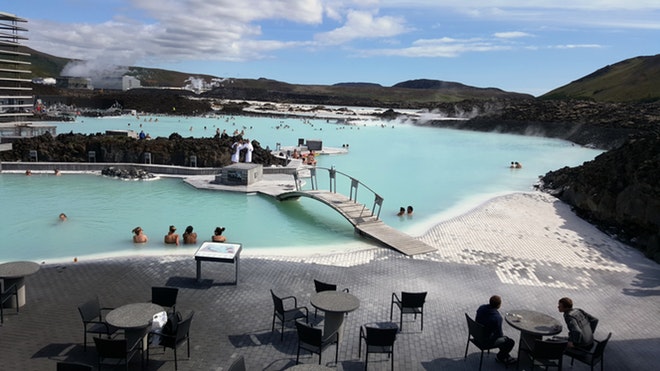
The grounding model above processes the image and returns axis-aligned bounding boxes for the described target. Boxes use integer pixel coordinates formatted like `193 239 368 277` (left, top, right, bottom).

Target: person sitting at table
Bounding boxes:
182 225 197 245
164 225 180 246
476 295 517 365
557 297 599 349
132 226 148 243
212 226 227 242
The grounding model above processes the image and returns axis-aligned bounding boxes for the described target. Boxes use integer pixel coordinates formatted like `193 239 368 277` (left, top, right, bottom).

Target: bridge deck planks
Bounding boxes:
280 190 436 256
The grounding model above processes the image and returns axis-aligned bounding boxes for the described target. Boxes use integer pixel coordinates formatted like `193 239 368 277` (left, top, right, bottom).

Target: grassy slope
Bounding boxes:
542 54 660 103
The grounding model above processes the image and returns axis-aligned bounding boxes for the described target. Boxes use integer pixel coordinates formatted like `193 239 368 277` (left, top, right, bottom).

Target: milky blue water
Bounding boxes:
0 114 602 263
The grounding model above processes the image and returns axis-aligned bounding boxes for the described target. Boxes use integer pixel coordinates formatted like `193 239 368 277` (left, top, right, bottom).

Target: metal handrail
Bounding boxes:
293 166 384 220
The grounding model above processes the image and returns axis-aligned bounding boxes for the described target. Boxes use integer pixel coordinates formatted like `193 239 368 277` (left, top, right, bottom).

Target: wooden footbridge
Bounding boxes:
276 167 436 256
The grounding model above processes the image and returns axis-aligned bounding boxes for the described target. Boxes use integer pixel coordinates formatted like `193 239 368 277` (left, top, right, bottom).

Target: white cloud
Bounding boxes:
494 31 533 39
315 10 409 45
362 37 511 58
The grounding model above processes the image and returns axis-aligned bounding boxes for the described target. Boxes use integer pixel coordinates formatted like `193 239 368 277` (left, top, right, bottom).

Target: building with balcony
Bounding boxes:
0 11 55 147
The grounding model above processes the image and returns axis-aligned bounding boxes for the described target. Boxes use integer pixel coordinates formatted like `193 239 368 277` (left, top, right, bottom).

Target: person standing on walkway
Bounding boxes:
557 297 599 349
244 139 254 163
475 295 517 365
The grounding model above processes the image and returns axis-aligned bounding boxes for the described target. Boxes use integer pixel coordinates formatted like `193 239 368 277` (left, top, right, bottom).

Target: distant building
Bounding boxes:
56 76 93 90
0 12 56 145
92 75 142 91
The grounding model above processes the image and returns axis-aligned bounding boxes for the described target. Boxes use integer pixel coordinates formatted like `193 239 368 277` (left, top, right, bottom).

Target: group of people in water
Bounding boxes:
131 225 227 246
510 161 523 168
397 205 414 217
290 149 317 165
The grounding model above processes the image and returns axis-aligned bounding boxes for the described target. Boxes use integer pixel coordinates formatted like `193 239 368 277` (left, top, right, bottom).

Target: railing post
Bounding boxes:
310 167 317 190
329 167 336 193
293 172 300 191
372 195 384 220
349 178 359 202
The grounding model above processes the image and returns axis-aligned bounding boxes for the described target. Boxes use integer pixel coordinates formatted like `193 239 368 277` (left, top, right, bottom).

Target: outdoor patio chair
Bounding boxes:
148 310 194 371
313 279 349 318
56 361 93 371
390 291 427 331
151 286 179 316
227 355 246 371
295 320 339 365
1 280 19 324
271 289 308 340
565 332 612 371
359 324 398 370
77 297 117 351
526 339 567 370
93 337 143 371
464 313 501 371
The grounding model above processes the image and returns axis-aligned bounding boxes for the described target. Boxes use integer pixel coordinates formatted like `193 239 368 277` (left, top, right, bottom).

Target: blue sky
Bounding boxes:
4 1 659 96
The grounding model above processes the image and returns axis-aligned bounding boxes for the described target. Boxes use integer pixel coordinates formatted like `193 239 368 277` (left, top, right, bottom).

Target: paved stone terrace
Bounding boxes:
1 193 659 370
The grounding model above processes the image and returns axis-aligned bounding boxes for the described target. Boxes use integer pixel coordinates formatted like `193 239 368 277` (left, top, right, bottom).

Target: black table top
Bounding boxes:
0 261 41 279
106 302 163 330
310 291 360 313
505 309 562 336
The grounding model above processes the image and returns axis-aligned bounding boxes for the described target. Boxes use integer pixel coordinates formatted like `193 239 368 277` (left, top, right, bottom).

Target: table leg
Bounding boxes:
517 332 540 369
3 278 26 308
196 260 202 283
323 312 346 344
234 256 239 284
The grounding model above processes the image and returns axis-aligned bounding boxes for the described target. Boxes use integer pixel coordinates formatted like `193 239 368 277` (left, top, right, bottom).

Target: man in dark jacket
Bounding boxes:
557 297 599 349
476 295 516 364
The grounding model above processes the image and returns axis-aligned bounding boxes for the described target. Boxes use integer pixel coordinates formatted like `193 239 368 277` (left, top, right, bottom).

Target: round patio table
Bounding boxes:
107 302 163 349
0 261 40 308
505 309 563 360
310 291 359 345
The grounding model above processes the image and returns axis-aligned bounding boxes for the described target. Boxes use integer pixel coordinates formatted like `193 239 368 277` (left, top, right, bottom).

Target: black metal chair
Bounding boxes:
527 339 567 370
565 332 612 371
295 320 339 365
77 297 117 351
227 355 246 371
464 313 501 371
149 310 194 371
56 361 94 371
313 279 349 318
271 289 308 340
151 286 179 315
1 280 19 324
359 324 398 370
390 291 427 331
93 337 143 371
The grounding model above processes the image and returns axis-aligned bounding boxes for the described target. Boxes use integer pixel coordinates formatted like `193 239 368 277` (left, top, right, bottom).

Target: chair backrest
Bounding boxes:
56 362 93 371
465 313 490 346
93 337 128 359
160 311 194 348
295 321 322 347
227 356 246 371
78 297 101 323
401 292 427 308
152 286 179 308
593 332 612 358
314 279 337 293
365 326 397 347
271 290 285 314
533 339 568 359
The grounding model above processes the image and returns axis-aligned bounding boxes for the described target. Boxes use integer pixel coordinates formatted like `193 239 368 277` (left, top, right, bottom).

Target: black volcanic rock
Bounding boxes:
539 135 660 263
0 132 284 168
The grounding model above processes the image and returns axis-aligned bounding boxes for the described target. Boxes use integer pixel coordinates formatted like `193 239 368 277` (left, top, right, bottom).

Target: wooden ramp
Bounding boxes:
277 190 436 256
